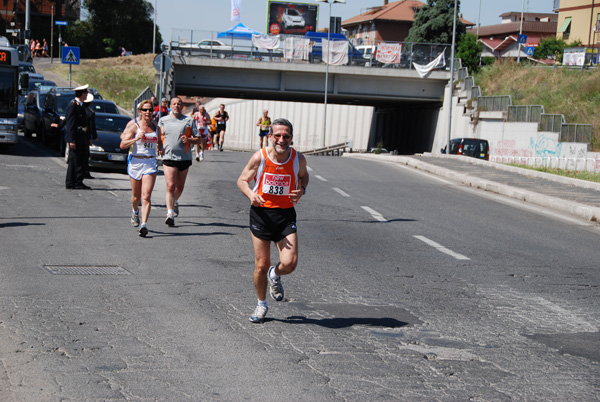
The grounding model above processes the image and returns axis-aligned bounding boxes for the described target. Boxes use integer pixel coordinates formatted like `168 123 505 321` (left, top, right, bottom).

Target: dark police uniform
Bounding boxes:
65 98 89 189
83 103 97 177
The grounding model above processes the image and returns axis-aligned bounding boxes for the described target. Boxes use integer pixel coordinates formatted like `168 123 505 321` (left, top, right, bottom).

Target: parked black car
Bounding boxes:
441 138 490 160
41 87 102 152
89 99 120 114
22 89 49 141
88 113 131 170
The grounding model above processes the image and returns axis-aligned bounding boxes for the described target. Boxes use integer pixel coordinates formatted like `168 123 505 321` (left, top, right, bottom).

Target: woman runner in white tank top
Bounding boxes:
119 100 161 237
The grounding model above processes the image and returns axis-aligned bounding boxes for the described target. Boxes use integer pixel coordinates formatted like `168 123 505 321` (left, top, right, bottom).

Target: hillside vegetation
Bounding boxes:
475 60 600 151
48 54 156 114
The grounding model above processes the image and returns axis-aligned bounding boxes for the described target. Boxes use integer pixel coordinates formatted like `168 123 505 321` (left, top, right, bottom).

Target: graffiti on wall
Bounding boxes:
531 135 562 158
493 139 534 157
564 144 587 159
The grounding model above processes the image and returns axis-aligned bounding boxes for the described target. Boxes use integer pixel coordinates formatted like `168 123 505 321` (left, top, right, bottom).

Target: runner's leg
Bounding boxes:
163 164 178 211
251 233 272 301
140 173 157 224
275 232 298 276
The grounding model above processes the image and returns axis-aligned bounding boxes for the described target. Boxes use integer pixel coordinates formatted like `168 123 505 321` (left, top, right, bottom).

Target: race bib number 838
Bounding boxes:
263 172 291 196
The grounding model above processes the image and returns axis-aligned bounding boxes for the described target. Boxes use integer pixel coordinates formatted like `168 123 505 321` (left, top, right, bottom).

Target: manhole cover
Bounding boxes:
43 265 131 275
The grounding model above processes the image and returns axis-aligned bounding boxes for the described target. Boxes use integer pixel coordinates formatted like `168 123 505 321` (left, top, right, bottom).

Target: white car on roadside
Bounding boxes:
175 39 233 58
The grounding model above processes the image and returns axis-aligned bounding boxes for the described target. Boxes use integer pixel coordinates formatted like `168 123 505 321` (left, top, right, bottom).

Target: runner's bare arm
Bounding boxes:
119 120 143 149
290 153 309 202
237 151 266 207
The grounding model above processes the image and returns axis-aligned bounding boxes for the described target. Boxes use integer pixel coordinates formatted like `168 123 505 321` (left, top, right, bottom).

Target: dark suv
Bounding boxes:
441 138 490 160
41 87 102 152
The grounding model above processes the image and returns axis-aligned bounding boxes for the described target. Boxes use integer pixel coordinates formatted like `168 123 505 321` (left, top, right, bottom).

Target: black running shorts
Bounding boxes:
162 160 192 172
250 206 297 242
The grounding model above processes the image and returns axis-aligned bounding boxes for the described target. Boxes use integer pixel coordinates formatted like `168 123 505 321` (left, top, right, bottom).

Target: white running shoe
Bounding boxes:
268 266 284 301
165 212 175 226
249 305 268 323
131 210 140 227
173 202 179 217
199 151 204 161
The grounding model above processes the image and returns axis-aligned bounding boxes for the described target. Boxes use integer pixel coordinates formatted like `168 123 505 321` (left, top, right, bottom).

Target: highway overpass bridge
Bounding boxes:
165 55 452 153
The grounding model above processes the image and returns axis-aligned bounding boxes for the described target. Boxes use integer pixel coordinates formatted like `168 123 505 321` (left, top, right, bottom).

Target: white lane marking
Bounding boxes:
315 175 328 182
361 206 387 222
333 187 350 197
307 166 313 172
414 235 470 260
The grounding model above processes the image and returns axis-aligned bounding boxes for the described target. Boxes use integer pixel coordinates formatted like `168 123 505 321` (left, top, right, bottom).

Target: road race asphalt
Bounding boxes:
33 58 600 224
344 153 600 224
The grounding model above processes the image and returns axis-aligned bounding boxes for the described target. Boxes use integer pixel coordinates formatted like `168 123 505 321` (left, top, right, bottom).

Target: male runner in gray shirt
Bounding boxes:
157 97 200 226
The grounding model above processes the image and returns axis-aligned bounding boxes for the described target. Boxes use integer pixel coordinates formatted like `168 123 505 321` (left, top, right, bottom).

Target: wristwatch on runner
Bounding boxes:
301 186 306 194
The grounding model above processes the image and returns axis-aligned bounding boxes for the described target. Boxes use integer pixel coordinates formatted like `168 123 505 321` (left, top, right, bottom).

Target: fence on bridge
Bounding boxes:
167 28 451 71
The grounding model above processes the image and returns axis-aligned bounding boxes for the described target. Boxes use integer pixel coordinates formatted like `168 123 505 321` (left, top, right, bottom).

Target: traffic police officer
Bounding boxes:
65 84 91 190
82 93 97 179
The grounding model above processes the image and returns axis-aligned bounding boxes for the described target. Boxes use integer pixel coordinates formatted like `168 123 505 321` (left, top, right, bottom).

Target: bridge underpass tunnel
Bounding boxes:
371 103 441 154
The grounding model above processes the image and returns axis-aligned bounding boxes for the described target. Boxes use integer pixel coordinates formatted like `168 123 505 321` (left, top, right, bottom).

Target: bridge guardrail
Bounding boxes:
303 141 352 156
168 29 452 71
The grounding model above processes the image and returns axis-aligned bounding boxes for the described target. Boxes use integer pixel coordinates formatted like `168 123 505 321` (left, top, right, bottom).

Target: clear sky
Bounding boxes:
154 0 553 41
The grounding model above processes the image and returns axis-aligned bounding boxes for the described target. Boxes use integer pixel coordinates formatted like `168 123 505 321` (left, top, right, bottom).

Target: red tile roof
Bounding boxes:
342 0 474 26
469 21 557 37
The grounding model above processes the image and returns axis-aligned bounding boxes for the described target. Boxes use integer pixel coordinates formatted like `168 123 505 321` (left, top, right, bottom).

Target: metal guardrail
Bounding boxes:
168 29 452 71
464 76 474 94
560 123 593 144
539 114 565 133
303 141 352 156
471 86 481 100
507 105 544 123
477 95 512 112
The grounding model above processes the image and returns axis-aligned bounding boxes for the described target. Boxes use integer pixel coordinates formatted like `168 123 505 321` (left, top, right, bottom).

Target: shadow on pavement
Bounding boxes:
273 315 409 329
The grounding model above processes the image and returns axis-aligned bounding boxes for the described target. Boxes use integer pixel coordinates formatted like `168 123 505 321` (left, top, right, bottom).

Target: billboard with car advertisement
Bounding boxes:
266 1 318 35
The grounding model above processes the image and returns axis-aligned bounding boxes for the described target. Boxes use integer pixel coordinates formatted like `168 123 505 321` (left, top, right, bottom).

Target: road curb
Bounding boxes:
343 153 600 223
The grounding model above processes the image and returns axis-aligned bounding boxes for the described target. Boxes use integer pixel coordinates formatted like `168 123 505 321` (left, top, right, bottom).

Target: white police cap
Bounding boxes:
74 84 89 91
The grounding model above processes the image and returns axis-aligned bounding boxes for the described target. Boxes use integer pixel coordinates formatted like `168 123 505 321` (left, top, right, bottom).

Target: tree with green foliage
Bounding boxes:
405 0 466 44
456 32 482 74
65 0 162 58
534 36 583 63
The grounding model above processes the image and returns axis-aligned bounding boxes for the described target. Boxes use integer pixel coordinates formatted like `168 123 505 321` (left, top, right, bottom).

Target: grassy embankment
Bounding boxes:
475 60 600 151
48 54 156 115
475 60 600 181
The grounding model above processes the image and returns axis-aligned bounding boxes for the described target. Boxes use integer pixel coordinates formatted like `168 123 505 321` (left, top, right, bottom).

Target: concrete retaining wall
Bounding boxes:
203 98 373 152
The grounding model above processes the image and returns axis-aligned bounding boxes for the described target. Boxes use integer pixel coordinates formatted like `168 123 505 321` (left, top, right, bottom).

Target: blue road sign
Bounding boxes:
518 34 528 44
526 46 535 56
62 46 80 65
55 20 68 26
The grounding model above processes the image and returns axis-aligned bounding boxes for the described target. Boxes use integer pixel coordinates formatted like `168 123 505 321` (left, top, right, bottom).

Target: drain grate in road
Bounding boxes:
43 265 131 275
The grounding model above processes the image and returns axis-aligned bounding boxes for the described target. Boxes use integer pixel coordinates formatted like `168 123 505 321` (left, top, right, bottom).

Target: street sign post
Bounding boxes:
62 46 80 88
55 21 68 61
